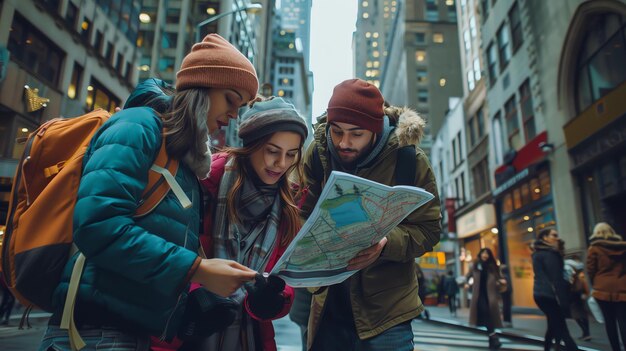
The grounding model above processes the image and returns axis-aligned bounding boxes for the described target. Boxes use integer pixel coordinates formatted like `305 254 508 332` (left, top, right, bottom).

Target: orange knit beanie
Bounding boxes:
176 34 258 99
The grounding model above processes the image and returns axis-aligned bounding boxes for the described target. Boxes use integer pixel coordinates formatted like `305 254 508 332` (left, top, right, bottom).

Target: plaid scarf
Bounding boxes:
203 158 281 351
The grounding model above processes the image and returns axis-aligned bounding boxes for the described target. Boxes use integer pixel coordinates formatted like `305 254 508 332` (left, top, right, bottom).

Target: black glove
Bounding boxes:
178 288 239 341
245 273 287 320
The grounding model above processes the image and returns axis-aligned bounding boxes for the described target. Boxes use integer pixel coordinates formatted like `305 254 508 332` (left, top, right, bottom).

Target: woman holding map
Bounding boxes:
185 97 308 351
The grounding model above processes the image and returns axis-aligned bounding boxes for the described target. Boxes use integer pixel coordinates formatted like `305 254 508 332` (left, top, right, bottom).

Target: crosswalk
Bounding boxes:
412 319 543 351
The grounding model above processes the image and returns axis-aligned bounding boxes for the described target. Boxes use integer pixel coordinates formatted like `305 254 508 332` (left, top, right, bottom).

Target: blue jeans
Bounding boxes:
38 325 150 351
312 319 414 351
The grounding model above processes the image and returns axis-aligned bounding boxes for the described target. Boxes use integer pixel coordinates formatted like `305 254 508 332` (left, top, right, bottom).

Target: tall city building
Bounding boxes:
471 0 626 312
445 0 496 290
267 0 313 143
379 0 464 155
0 0 141 224
353 0 399 87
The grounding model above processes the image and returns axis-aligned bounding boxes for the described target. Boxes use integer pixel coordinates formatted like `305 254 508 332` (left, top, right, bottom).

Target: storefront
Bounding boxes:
456 203 498 276
493 132 555 308
564 82 626 237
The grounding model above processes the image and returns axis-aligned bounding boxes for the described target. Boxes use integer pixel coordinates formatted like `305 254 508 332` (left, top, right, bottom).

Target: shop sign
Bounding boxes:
571 118 626 168
493 168 529 197
456 203 496 239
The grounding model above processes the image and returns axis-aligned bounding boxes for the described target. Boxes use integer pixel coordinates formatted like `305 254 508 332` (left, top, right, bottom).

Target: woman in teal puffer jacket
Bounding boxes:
39 34 259 351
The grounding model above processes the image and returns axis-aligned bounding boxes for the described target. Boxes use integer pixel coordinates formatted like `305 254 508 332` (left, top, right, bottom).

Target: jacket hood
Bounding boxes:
590 238 626 256
385 106 426 146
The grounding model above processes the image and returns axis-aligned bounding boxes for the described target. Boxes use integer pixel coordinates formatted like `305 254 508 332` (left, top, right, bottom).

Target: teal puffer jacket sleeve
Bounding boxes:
73 107 198 298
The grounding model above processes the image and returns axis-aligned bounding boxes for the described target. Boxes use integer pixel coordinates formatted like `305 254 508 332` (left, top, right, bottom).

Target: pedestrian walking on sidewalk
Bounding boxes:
467 248 504 350
443 270 459 317
300 79 442 351
586 222 626 351
532 228 579 351
499 264 513 328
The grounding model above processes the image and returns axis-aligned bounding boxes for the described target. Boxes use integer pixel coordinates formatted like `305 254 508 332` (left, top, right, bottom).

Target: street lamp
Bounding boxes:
195 3 263 43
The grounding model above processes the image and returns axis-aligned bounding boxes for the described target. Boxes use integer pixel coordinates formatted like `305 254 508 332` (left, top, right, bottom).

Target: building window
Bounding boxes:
426 0 439 21
476 106 485 139
467 70 475 91
468 116 476 146
94 31 104 55
463 30 471 52
472 158 490 197
448 1 457 22
497 24 511 71
7 13 65 87
65 2 79 30
460 172 466 204
162 32 178 49
504 95 521 149
469 16 477 38
159 57 176 73
487 42 497 85
480 0 489 22
452 138 458 166
473 58 482 82
418 89 428 104
575 13 626 113
417 68 428 83
67 62 83 99
105 42 114 65
433 33 444 43
116 53 124 75
39 0 60 13
519 79 536 141
85 79 120 114
415 50 426 63
80 18 92 42
415 32 426 44
508 1 524 52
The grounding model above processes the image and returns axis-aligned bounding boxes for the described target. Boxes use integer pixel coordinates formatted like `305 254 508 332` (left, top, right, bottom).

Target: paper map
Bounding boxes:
270 171 434 287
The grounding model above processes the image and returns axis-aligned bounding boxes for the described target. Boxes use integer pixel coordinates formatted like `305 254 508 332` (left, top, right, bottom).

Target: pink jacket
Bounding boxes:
151 153 295 351
201 153 295 351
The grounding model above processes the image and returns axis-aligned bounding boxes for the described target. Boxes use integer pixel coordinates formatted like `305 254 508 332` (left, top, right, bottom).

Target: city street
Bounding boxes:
0 308 608 351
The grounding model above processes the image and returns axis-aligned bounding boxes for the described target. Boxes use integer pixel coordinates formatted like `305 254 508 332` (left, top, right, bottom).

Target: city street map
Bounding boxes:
270 171 434 287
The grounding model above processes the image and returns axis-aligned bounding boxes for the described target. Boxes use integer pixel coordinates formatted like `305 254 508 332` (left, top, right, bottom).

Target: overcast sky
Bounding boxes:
309 0 358 119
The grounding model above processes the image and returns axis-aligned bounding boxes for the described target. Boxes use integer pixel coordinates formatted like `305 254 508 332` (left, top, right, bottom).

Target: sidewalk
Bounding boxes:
423 305 609 351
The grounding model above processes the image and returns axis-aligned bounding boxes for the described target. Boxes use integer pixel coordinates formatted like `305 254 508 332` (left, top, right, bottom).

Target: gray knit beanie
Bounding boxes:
239 97 309 146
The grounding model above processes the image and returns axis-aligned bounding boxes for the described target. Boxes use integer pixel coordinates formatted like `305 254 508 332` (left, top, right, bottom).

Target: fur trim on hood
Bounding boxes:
385 106 426 147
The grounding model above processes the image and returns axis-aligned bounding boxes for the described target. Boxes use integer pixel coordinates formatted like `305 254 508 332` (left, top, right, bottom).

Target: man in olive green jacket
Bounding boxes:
301 79 442 350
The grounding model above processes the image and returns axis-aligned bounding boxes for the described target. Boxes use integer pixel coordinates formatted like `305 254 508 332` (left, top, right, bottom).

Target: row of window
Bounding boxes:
485 1 524 87
8 13 122 114
494 79 535 152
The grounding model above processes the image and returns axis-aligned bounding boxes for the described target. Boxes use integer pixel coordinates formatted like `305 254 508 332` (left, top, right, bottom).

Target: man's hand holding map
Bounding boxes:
270 171 434 287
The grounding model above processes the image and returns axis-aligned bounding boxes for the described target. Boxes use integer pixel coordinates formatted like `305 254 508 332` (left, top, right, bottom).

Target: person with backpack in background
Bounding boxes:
184 97 308 351
564 255 591 341
300 79 442 351
36 34 260 351
443 270 459 317
533 228 579 351
586 222 626 351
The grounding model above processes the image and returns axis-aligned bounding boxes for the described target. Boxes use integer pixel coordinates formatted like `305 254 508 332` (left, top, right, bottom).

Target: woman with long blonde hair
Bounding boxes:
587 222 626 351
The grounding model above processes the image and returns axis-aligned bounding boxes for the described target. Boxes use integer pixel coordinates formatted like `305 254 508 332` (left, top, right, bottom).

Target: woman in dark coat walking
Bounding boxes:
532 228 578 351
468 248 504 349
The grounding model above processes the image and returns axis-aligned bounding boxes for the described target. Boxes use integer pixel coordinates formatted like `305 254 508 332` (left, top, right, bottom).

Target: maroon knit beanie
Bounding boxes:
327 79 385 133
176 34 259 99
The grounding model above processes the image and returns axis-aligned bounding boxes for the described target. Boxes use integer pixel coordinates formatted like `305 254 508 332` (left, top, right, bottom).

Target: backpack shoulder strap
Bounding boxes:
394 145 416 186
135 134 190 217
311 146 325 183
